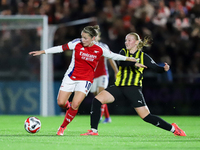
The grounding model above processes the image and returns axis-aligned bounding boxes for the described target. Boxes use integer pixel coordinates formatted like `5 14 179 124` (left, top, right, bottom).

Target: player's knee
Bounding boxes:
57 98 65 107
71 101 80 110
95 91 114 104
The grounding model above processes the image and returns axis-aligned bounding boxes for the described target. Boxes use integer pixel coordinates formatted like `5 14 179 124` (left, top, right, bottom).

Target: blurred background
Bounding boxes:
0 0 200 116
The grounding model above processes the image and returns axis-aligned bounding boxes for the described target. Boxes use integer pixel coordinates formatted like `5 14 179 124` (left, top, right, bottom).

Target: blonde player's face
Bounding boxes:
125 34 137 50
81 31 93 47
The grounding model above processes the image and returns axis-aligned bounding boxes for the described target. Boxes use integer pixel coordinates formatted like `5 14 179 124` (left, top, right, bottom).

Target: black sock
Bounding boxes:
90 98 102 130
143 114 172 131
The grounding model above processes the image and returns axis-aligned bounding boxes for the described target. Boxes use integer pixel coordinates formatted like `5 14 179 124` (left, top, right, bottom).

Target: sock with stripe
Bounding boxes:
143 114 174 132
61 107 78 128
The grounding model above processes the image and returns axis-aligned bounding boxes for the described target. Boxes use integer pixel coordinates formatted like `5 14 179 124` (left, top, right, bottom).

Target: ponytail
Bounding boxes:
129 33 153 51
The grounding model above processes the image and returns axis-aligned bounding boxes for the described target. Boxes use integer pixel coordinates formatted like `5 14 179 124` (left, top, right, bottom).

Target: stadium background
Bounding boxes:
0 0 200 115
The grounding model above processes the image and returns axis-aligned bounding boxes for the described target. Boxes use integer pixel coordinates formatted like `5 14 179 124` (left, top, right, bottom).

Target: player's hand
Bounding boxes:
163 62 170 71
29 50 45 56
126 57 139 62
135 62 147 68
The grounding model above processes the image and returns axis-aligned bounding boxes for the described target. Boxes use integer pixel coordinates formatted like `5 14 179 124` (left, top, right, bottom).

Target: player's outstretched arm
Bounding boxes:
135 62 147 68
125 57 137 62
29 50 45 56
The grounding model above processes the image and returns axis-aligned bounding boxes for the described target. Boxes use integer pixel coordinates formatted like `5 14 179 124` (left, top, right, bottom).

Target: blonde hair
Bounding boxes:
83 25 100 38
128 32 153 50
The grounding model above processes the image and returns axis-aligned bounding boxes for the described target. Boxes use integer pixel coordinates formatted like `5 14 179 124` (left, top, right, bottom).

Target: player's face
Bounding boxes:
81 31 93 47
125 34 137 50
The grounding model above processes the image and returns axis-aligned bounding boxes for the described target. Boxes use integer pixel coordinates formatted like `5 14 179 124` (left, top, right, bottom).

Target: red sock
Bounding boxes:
104 104 110 118
101 104 106 117
61 107 78 127
64 101 69 108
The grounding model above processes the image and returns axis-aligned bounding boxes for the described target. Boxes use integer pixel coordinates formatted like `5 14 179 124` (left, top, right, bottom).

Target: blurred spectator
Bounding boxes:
115 0 129 17
187 60 200 83
39 1 55 24
170 0 188 18
152 0 170 28
0 4 11 15
185 0 195 11
190 0 200 18
173 7 191 40
102 0 115 23
191 17 200 37
134 0 155 22
128 0 141 11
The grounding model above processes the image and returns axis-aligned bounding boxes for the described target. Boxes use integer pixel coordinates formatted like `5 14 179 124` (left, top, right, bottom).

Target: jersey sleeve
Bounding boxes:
62 38 81 51
118 49 136 66
144 53 165 73
44 46 63 54
102 47 127 61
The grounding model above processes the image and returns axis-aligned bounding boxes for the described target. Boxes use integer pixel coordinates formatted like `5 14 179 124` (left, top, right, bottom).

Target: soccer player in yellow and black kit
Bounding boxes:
81 32 186 136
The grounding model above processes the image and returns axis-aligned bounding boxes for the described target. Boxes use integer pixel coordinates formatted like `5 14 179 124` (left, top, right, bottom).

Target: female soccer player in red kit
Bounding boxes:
29 25 146 136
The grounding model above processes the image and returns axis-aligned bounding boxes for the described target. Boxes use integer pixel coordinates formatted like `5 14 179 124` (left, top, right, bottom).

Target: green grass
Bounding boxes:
0 115 199 150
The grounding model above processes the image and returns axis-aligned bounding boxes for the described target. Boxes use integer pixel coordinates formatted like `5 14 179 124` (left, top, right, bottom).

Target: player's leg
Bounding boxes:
62 91 86 125
57 90 72 109
57 80 91 136
57 75 73 109
98 86 106 121
57 91 86 135
81 86 121 136
97 76 110 122
92 90 114 128
135 106 186 136
125 86 186 136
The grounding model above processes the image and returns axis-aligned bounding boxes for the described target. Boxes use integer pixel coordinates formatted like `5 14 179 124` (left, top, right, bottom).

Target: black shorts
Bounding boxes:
105 85 146 108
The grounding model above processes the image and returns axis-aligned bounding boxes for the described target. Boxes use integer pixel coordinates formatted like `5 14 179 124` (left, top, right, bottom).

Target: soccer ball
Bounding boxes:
24 117 41 133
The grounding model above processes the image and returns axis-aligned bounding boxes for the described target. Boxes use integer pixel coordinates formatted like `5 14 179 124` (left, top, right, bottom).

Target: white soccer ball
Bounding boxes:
24 117 41 133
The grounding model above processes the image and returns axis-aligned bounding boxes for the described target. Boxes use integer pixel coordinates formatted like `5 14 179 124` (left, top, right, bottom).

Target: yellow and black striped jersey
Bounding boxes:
115 48 165 87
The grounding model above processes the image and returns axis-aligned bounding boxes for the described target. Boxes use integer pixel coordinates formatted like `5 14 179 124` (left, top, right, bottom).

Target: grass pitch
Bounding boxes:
0 115 199 150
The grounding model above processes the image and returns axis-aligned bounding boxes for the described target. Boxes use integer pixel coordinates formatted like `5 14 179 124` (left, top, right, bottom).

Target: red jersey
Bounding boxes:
62 39 103 83
94 42 110 78
44 38 126 83
94 56 108 78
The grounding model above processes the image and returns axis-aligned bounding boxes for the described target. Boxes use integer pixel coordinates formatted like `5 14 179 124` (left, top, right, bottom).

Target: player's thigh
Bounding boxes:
57 75 76 104
71 91 86 109
97 86 105 94
95 90 115 104
123 86 147 108
96 85 123 104
57 90 72 105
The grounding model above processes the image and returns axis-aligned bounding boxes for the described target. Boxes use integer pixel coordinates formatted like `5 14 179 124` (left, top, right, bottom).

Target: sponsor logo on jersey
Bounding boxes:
80 47 85 50
80 52 97 61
